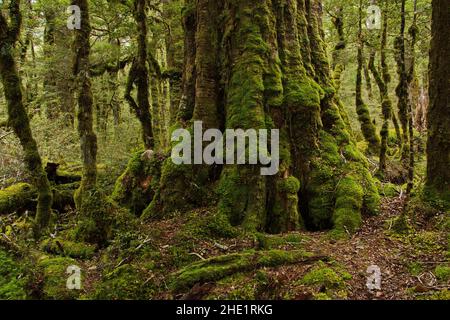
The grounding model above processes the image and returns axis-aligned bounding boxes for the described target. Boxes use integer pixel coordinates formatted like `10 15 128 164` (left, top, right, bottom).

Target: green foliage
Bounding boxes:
40 238 96 259
92 264 154 300
112 150 164 216
38 256 79 300
435 265 450 282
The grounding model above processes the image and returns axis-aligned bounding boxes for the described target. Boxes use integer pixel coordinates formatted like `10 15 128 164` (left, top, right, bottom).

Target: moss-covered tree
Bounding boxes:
72 0 98 200
355 0 380 154
0 0 53 236
425 0 450 205
368 2 394 174
124 0 154 150
144 0 380 237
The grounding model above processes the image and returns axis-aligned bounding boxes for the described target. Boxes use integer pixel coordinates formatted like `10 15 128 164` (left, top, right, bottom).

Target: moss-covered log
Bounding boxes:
170 249 328 292
0 182 80 215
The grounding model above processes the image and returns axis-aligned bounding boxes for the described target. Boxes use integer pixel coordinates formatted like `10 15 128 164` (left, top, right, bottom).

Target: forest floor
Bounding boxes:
1 192 449 300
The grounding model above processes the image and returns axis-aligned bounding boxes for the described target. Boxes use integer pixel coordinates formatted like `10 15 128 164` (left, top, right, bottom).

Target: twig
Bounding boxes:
0 131 13 141
189 252 206 260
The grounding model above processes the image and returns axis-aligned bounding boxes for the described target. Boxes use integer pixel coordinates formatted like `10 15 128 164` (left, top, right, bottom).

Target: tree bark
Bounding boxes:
145 0 380 236
426 0 450 204
72 0 98 200
356 0 380 154
125 0 154 150
0 0 53 236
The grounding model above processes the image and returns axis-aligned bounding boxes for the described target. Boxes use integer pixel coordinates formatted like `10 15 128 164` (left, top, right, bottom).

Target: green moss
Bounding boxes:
218 166 266 231
0 250 28 300
277 177 301 194
407 262 424 276
92 264 154 300
0 183 36 214
38 256 79 300
416 289 450 300
300 263 350 289
435 265 450 282
74 189 117 246
298 261 351 299
181 210 239 240
332 176 364 236
112 151 164 216
40 238 96 259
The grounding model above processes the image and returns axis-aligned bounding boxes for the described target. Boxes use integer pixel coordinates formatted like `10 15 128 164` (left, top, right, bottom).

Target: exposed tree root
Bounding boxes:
170 250 328 292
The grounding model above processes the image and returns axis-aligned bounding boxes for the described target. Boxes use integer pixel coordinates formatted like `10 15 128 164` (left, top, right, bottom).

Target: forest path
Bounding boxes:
300 196 448 299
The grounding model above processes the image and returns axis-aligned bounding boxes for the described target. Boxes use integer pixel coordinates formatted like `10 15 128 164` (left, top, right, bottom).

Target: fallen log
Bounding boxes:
0 182 79 215
169 249 329 292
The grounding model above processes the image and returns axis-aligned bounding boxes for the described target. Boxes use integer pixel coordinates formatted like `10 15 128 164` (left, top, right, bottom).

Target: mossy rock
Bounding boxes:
0 250 28 300
40 238 96 259
38 256 80 300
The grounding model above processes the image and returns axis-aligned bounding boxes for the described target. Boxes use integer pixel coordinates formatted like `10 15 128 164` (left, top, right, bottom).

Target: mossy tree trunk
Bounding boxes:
406 0 418 195
125 0 154 150
394 0 410 161
0 0 53 236
72 0 98 200
146 0 380 236
425 0 450 204
368 6 393 175
356 0 380 155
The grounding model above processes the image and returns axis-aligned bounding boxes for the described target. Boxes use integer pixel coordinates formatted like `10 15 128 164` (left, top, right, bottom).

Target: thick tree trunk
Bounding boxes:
0 0 53 236
145 0 379 236
426 0 450 204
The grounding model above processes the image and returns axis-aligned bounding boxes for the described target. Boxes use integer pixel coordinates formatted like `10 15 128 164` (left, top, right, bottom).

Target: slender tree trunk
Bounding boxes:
0 0 53 237
368 7 393 175
406 0 418 195
125 0 154 150
426 0 450 204
395 0 409 161
72 0 98 201
356 0 380 154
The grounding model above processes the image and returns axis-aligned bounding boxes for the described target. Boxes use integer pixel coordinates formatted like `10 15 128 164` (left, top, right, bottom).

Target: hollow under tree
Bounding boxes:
140 0 380 237
425 0 450 206
0 0 53 236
